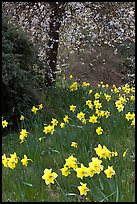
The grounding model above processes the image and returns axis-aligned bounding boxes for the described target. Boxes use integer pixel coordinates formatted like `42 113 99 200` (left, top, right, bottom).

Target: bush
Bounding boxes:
2 15 44 129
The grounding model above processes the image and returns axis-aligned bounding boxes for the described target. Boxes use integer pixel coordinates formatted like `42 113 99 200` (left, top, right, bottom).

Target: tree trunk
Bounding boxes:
45 2 67 86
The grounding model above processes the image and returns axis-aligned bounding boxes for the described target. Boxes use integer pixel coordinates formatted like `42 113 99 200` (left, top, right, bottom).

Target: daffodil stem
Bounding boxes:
55 179 68 201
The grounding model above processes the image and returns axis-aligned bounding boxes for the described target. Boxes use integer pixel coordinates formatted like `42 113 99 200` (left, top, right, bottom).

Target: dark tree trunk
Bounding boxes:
45 2 67 86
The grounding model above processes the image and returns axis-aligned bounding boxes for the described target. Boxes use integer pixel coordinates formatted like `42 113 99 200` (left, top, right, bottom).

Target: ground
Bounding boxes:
62 46 129 87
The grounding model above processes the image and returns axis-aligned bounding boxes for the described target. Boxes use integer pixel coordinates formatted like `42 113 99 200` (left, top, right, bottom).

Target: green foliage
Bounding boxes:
117 41 135 82
2 15 45 127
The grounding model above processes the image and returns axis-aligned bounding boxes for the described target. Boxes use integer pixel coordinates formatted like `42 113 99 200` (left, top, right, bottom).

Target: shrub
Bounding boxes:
2 15 44 130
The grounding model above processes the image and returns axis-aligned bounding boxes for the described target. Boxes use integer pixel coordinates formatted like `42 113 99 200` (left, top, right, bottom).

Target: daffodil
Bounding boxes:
89 157 103 174
71 142 78 148
123 149 128 157
38 104 43 110
94 145 112 160
70 105 76 112
117 104 124 112
2 154 9 168
60 165 71 176
104 110 110 118
63 115 69 123
8 153 18 169
60 122 65 128
77 112 85 120
21 155 29 166
130 95 135 101
104 93 111 101
96 126 103 135
43 125 55 135
31 106 38 114
65 155 78 169
78 182 90 196
82 82 90 87
51 118 58 126
69 74 73 79
94 92 100 99
20 115 25 121
69 82 78 92
104 166 115 178
19 129 28 143
42 168 58 185
75 164 89 179
2 120 8 128
86 100 93 109
39 137 42 141
125 112 133 121
89 114 98 124
89 89 93 94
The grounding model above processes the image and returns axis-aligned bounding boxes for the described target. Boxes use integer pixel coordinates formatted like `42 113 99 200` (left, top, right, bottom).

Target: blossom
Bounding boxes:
69 74 73 79
20 115 25 121
104 166 115 178
43 125 55 135
104 110 110 118
89 157 103 174
70 82 78 92
77 112 85 120
125 112 133 121
65 155 78 169
21 155 29 166
63 115 69 123
39 137 42 141
89 114 98 124
116 104 124 112
71 142 78 148
104 93 111 101
69 105 76 112
75 164 89 179
89 89 93 94
2 154 9 168
94 144 102 156
123 149 128 158
130 95 135 101
118 95 127 104
81 118 86 124
86 100 93 109
96 126 103 135
94 92 100 99
87 165 95 177
111 151 118 157
60 165 71 176
51 118 58 126
82 82 90 87
60 123 65 128
102 84 105 88
42 168 58 185
78 182 90 196
8 152 18 169
38 104 43 110
94 145 112 160
19 129 28 143
10 152 18 164
94 99 101 107
2 120 8 128
94 102 102 109
31 106 38 114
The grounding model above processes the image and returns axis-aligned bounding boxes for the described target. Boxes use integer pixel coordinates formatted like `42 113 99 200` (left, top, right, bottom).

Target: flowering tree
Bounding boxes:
2 2 135 85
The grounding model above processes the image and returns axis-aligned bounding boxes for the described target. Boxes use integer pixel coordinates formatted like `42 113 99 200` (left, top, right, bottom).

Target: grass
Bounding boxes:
2 79 135 202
